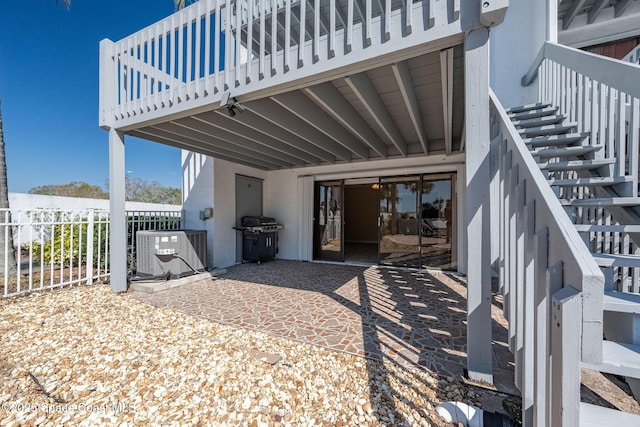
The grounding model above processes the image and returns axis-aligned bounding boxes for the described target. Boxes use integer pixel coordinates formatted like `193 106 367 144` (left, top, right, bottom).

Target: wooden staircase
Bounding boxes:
507 102 640 421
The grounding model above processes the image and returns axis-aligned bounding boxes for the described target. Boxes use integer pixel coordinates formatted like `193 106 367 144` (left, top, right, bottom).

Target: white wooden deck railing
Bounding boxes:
490 90 604 426
523 42 640 294
99 0 461 128
0 209 182 298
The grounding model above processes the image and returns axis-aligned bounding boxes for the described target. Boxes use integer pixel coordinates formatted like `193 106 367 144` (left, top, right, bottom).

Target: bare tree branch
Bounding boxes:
28 371 68 404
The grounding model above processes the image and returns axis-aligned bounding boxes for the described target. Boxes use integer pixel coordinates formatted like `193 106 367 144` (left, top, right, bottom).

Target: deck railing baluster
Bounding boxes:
100 0 463 127
271 0 278 75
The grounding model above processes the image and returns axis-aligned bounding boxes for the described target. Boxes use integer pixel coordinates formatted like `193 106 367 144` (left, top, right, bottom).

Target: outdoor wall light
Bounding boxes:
220 92 246 117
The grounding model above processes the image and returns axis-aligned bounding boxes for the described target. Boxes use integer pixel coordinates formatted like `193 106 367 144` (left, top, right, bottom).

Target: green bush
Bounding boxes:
26 212 178 270
28 217 108 267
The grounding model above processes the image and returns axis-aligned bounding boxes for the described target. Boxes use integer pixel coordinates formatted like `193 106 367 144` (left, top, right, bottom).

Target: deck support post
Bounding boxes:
109 128 127 293
464 25 494 383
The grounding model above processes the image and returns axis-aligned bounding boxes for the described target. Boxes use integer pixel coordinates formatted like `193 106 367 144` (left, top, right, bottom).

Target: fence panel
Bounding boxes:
0 209 182 298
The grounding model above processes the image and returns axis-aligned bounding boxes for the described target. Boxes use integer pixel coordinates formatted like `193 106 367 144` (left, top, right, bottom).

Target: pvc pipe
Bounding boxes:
436 401 519 427
436 401 483 426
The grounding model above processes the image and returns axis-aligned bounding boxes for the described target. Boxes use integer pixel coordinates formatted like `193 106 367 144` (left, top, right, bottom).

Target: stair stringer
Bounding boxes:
592 184 640 248
507 102 640 410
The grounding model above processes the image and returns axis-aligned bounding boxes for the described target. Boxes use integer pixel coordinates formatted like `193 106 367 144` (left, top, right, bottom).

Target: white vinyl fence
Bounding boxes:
1 209 182 297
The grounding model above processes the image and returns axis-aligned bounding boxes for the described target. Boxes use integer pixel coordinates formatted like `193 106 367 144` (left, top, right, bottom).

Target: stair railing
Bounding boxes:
622 43 640 65
523 42 640 188
490 89 604 425
523 42 640 294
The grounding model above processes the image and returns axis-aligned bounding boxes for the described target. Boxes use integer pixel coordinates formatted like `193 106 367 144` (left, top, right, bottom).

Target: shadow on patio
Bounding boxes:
131 260 512 385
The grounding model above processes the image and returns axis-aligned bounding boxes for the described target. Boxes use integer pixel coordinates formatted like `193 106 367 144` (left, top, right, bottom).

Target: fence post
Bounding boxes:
86 210 95 285
551 286 582 426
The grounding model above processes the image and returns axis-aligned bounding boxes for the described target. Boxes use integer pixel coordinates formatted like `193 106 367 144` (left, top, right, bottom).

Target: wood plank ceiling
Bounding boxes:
129 46 465 171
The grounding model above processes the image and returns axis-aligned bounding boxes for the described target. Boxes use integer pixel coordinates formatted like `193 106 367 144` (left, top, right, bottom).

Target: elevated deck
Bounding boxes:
99 0 466 169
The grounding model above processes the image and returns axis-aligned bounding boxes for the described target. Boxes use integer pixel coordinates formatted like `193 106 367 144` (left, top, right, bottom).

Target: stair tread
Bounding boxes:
531 145 601 158
580 402 640 426
520 123 578 137
582 341 640 378
548 176 633 187
603 290 640 314
560 197 640 207
509 106 559 120
592 253 640 268
539 159 616 171
576 224 640 233
513 115 566 128
506 102 552 114
525 132 590 147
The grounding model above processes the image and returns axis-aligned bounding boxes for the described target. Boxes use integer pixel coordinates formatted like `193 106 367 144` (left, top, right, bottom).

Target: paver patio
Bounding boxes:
131 260 512 384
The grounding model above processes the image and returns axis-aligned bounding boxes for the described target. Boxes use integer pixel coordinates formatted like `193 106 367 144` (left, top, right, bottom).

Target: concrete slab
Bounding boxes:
131 260 513 385
129 269 227 294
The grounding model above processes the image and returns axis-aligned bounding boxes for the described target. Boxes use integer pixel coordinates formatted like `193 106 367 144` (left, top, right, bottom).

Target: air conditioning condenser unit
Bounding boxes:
136 230 207 278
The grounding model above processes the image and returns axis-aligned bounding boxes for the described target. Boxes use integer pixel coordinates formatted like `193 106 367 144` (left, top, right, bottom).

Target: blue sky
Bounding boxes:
0 1 184 193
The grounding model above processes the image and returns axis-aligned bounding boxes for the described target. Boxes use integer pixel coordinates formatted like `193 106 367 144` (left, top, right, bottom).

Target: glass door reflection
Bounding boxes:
378 177 421 267
420 174 456 270
313 181 343 261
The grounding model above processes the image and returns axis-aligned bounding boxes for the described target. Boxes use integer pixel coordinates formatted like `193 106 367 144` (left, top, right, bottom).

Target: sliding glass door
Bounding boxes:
378 176 421 267
420 174 456 270
313 173 456 270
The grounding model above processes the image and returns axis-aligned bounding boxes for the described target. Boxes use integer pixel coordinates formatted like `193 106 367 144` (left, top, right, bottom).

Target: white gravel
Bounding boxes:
0 284 482 426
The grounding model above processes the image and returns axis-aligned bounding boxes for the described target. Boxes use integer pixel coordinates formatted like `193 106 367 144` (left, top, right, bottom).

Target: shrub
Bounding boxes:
27 214 108 268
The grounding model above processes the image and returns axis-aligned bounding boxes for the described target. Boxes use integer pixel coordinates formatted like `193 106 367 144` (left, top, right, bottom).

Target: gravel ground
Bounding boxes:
0 284 486 426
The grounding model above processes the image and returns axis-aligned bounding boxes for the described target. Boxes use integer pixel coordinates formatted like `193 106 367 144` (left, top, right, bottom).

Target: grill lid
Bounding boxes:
241 216 277 227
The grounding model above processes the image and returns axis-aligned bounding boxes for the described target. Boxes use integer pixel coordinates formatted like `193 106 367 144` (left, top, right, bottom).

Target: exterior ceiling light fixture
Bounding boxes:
220 92 246 117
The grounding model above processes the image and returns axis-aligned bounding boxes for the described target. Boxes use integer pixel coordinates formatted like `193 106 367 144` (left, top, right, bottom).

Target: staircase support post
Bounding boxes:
551 286 582 426
109 128 127 293
464 25 494 383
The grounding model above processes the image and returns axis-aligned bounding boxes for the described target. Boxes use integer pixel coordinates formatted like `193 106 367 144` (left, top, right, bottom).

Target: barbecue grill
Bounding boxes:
234 216 284 264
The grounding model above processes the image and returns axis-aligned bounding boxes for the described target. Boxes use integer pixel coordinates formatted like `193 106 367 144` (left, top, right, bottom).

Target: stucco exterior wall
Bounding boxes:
182 151 215 268
212 158 268 269
490 1 548 108
8 193 181 213
263 168 301 262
